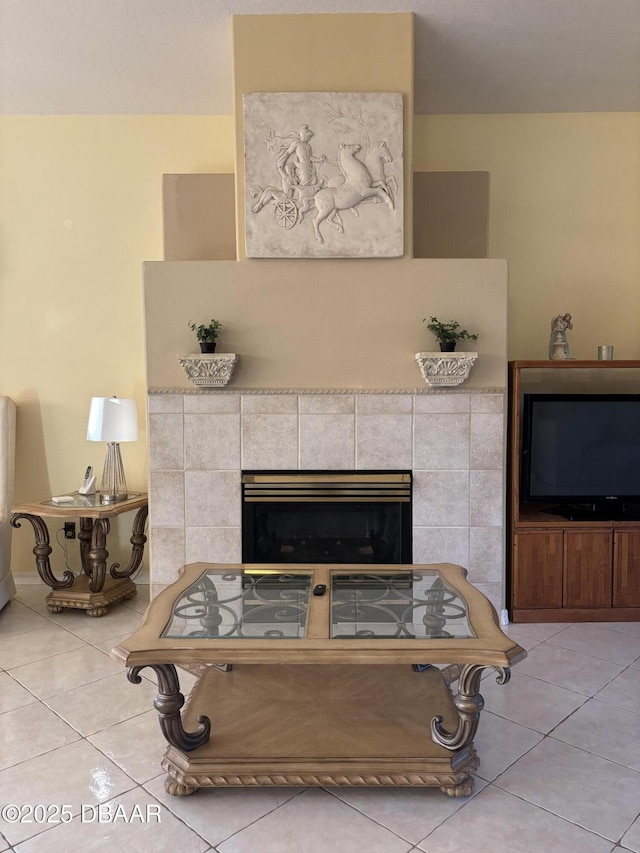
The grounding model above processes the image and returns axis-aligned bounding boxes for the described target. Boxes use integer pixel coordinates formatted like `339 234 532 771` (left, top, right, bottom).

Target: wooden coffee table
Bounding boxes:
112 562 525 797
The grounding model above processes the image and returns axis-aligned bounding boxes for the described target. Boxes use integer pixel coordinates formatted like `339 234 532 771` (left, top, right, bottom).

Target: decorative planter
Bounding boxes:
179 353 239 387
199 342 217 353
415 352 478 387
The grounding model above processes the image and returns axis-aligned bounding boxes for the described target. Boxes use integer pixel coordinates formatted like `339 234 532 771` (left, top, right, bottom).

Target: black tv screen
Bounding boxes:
521 394 640 516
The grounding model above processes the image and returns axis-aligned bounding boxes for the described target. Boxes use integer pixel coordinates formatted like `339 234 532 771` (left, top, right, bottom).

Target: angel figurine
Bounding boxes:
549 313 573 360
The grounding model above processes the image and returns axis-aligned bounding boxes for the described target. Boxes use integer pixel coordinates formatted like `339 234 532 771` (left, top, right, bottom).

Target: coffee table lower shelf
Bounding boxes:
161 663 479 798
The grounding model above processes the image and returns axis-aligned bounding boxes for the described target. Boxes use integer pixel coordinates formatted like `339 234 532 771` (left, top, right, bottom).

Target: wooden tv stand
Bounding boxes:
508 360 640 622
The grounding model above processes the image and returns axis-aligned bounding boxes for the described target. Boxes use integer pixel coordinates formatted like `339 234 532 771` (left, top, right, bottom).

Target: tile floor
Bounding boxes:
1 585 639 852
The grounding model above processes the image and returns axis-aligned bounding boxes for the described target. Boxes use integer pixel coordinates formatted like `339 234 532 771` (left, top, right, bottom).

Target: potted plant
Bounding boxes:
188 319 223 353
423 316 479 352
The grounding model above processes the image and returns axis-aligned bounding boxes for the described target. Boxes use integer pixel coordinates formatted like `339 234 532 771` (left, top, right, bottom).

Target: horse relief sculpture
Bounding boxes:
244 92 404 258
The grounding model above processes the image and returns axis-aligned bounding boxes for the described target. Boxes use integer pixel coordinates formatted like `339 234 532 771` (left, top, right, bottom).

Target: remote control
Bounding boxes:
312 584 327 596
52 495 74 504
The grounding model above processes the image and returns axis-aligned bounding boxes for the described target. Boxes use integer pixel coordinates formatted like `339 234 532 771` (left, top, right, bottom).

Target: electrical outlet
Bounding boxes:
64 522 76 540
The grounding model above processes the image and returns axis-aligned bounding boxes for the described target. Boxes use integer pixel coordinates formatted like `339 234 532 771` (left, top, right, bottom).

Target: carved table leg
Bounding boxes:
10 513 74 589
86 518 110 593
127 663 211 752
164 778 196 797
111 505 148 580
431 664 511 751
78 517 94 576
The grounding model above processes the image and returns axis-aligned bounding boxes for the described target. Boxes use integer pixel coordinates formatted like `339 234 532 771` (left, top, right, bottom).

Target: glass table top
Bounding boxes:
161 568 473 641
330 571 473 639
41 494 142 509
162 570 313 640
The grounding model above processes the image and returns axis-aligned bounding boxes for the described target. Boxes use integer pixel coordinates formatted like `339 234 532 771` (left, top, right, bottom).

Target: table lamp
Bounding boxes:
87 396 139 503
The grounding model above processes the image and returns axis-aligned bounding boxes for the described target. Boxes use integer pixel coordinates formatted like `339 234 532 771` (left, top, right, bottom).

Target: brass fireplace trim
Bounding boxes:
242 472 411 503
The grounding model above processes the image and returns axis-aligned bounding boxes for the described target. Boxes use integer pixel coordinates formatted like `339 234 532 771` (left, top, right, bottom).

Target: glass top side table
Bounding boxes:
11 492 148 616
113 562 525 798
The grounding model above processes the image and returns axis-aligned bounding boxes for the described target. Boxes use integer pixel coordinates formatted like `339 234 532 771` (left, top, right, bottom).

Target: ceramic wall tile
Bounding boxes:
149 527 185 585
151 582 168 600
299 395 355 414
185 470 241 527
148 414 184 471
413 414 470 470
470 412 504 469
356 414 412 469
149 471 184 527
414 394 471 413
147 395 183 414
470 470 504 526
186 527 242 563
299 415 355 469
184 394 240 413
472 582 504 613
356 394 413 414
185 413 240 470
413 470 470 527
242 414 298 469
469 526 504 583
471 393 504 413
412 527 469 567
242 395 298 414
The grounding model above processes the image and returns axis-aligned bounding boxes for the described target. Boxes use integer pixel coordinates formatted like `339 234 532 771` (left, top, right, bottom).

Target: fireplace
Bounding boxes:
242 471 412 564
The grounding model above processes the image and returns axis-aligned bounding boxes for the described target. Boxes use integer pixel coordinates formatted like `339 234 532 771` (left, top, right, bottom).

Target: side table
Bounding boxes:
11 492 148 616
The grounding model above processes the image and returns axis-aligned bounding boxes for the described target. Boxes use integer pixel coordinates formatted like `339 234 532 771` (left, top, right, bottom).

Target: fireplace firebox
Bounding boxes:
242 471 412 564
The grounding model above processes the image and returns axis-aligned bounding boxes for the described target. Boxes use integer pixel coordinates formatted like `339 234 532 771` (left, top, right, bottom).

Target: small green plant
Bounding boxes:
423 316 478 345
188 319 223 343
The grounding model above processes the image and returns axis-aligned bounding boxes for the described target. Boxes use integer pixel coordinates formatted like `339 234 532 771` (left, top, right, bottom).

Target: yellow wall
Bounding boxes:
2 110 639 572
0 115 234 573
415 112 640 360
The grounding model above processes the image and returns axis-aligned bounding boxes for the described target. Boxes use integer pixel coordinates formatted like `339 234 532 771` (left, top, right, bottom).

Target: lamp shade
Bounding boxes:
87 397 139 443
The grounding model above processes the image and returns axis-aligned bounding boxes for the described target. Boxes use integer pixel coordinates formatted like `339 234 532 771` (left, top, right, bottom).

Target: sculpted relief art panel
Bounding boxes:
244 92 404 258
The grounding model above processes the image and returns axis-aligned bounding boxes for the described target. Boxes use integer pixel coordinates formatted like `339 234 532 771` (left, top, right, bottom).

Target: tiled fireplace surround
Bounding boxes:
147 388 505 612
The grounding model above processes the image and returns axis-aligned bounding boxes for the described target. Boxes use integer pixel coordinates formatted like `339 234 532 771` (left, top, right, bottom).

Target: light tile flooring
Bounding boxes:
1 585 639 852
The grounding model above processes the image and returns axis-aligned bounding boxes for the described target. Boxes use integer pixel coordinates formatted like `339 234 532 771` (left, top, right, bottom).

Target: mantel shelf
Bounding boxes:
510 360 640 369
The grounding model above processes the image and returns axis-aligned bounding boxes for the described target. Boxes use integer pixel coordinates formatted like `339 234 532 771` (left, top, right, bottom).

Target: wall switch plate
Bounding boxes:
64 522 76 540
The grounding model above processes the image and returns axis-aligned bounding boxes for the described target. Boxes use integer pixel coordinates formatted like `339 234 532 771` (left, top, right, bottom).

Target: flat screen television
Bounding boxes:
520 393 640 520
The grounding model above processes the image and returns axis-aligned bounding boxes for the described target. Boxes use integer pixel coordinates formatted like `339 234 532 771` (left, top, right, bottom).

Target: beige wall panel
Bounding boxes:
144 258 507 390
413 172 489 258
163 174 236 261
232 13 414 259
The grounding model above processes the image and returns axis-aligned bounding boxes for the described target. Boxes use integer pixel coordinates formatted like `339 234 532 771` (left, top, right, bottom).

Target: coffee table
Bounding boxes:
112 562 525 797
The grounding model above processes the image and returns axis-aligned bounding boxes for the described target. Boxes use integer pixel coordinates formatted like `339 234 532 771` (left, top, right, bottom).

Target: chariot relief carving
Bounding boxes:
244 93 404 258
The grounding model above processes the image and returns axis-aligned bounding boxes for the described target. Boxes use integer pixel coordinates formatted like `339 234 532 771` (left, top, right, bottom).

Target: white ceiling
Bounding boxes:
1 0 639 114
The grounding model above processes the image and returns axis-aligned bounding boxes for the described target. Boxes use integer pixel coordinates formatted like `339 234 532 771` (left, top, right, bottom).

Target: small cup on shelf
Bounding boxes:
597 345 614 360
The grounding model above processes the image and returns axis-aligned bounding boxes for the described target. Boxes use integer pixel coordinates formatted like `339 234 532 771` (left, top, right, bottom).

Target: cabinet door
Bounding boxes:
513 531 563 609
563 531 612 608
614 530 640 607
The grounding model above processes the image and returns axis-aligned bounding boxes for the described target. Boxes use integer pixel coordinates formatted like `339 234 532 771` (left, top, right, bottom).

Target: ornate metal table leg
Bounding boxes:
10 513 74 590
128 663 211 796
111 505 148 581
431 664 510 797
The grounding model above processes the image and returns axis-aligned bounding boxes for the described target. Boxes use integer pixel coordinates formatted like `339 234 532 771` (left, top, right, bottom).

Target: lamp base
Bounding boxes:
99 491 129 504
100 443 128 504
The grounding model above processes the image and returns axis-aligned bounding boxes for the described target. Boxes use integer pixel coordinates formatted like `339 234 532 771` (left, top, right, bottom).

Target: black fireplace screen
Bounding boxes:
242 471 412 564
